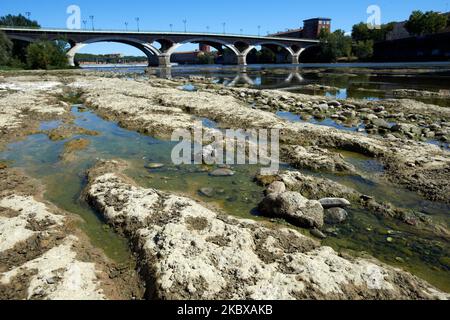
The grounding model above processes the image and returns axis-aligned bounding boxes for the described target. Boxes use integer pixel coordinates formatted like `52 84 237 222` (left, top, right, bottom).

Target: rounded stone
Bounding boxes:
319 198 351 209
266 181 286 195
145 163 165 169
209 168 235 177
324 207 348 224
199 188 214 198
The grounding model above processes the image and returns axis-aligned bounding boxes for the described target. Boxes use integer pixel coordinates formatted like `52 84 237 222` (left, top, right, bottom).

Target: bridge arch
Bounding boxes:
65 36 161 66
244 41 298 65
166 37 240 56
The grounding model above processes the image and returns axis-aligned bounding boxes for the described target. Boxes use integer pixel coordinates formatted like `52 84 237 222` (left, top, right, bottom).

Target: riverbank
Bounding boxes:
0 69 449 299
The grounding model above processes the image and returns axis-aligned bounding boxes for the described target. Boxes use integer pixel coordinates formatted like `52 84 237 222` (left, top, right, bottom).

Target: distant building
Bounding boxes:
269 17 331 39
386 12 450 41
302 18 332 39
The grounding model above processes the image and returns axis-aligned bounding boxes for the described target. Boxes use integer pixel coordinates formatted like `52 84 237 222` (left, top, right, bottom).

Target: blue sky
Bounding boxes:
1 0 448 55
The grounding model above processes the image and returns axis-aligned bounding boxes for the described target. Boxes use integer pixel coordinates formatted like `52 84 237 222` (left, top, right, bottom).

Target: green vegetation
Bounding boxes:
404 11 448 36
197 52 216 64
0 31 13 66
352 40 374 61
314 10 449 62
0 14 40 28
247 47 277 64
26 40 69 69
318 29 352 62
351 22 394 42
75 53 148 64
0 15 70 70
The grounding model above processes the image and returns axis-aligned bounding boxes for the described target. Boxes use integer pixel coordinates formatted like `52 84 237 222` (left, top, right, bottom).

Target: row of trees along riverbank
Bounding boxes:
302 10 450 63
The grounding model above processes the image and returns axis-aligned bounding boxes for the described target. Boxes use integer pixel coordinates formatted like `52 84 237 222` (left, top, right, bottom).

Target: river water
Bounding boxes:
83 62 450 107
1 62 449 292
1 105 449 292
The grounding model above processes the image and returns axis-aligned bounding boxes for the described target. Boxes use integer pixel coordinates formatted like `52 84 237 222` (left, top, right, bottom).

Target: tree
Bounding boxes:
351 22 394 42
0 14 40 28
318 29 352 62
26 40 69 69
0 31 13 66
353 40 374 60
197 52 215 64
405 11 448 36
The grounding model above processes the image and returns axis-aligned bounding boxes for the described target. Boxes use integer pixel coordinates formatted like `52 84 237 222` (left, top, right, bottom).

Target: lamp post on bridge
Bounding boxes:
135 17 140 32
82 20 87 30
240 28 243 35
125 22 128 31
222 22 226 34
183 19 187 33
89 15 95 31
170 24 173 32
206 26 210 33
257 25 261 36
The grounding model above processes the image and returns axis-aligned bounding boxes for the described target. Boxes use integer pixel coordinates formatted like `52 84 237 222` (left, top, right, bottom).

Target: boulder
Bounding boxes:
328 100 341 107
325 207 348 224
319 198 351 209
209 168 235 177
266 181 286 195
371 118 391 129
259 192 324 229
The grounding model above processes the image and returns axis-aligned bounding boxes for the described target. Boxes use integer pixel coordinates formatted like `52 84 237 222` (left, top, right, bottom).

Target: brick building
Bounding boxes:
302 18 332 39
269 17 331 39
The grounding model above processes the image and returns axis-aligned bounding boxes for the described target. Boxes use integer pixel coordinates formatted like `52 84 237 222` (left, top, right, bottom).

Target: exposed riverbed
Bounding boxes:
0 69 449 298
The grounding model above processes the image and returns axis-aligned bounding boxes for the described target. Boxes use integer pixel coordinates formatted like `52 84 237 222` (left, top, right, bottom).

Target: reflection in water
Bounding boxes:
84 63 450 106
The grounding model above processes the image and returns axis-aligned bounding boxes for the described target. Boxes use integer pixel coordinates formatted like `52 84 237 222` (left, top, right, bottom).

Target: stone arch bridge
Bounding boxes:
0 27 319 67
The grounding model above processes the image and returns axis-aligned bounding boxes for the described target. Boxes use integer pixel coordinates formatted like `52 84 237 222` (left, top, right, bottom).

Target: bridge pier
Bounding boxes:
158 54 172 67
237 54 247 66
67 43 86 67
291 54 300 64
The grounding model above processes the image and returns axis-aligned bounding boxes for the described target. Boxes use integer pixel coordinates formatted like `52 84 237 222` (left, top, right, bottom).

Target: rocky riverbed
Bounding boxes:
0 70 449 299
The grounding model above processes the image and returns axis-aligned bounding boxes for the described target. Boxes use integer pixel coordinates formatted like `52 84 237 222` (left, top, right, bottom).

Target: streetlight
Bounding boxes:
206 26 210 33
125 22 128 31
135 17 140 32
257 25 261 36
222 22 226 34
82 20 87 30
169 24 173 32
89 15 95 31
183 19 187 32
240 28 243 35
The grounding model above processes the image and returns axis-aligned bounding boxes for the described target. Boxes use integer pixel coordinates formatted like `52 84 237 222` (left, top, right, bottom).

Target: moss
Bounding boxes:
56 89 85 105
63 138 90 153
47 126 100 141
254 174 279 187
0 161 7 170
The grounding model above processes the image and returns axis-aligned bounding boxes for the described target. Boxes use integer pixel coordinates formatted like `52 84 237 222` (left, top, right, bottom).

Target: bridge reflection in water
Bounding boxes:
156 66 305 89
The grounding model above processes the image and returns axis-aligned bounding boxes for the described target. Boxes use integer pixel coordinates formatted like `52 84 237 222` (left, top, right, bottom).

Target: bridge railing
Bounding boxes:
0 26 319 42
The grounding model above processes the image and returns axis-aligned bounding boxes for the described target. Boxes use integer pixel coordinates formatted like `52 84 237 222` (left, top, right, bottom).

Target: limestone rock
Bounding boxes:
266 181 286 195
325 207 348 224
259 191 324 229
319 198 351 209
85 160 449 300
